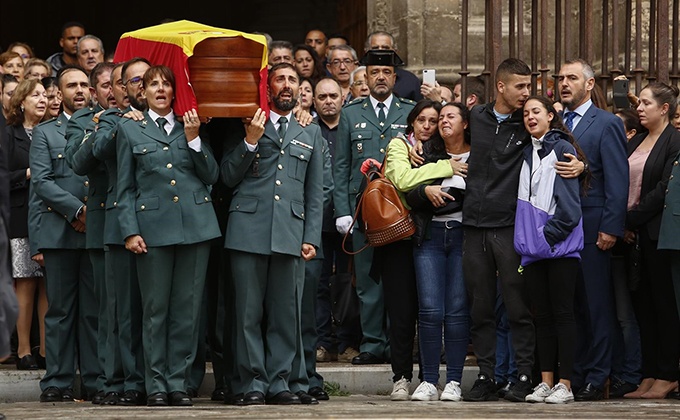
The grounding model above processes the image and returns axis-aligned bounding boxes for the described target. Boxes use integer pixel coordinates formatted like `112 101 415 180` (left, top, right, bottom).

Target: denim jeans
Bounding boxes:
413 220 469 383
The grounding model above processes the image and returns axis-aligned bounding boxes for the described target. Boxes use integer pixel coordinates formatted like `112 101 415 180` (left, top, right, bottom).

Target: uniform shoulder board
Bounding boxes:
399 97 416 104
346 97 364 106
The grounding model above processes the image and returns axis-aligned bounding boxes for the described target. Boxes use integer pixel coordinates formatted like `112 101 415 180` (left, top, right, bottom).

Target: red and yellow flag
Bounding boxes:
113 20 268 116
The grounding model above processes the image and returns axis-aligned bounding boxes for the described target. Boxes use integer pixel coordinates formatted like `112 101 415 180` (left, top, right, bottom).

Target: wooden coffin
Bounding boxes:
187 36 264 118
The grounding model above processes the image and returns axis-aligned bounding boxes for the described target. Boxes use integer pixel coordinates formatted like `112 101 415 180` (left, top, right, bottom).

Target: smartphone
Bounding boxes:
422 69 436 85
613 78 630 109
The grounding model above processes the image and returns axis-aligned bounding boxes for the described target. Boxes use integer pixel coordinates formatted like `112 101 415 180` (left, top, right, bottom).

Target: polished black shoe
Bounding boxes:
211 387 227 401
225 392 244 405
62 388 75 401
574 383 604 401
119 389 146 406
295 390 319 405
267 390 301 405
609 379 639 398
147 392 168 406
40 386 62 403
351 352 385 365
308 386 330 401
102 391 121 405
31 346 46 369
239 391 265 406
91 390 106 405
186 388 198 398
16 354 38 370
169 391 193 406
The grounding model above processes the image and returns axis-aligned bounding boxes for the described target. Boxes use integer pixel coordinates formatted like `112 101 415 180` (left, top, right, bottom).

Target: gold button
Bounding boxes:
84 181 89 187
47 206 52 211
140 205 145 210
142 148 147 153
100 202 105 208
204 196 209 202
274 195 280 201
113 201 117 207
256 153 260 158
278 164 283 170
166 163 172 169
163 146 169 151
236 204 240 209
358 135 362 139
279 138 283 143
380 148 385 153
675 161 679 166
170 179 176 186
671 175 675 180
276 180 281 186
57 154 63 158
280 150 285 155
301 212 304 217
380 134 385 139
666 188 669 194
300 154 305 159
173 196 179 203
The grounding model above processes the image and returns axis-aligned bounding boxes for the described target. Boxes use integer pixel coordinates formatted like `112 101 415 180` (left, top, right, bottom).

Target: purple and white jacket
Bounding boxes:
514 129 584 266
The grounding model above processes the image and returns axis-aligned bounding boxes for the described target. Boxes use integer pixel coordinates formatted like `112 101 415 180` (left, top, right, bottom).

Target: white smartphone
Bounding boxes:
422 69 436 85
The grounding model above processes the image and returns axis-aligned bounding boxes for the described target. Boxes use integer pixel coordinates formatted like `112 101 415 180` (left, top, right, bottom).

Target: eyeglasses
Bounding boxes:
352 81 366 86
125 76 143 87
330 59 355 67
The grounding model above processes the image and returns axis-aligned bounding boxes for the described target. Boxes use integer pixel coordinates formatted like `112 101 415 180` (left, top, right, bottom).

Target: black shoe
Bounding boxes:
225 392 244 405
147 392 168 406
40 386 62 403
169 391 193 406
464 374 498 401
102 391 121 405
211 387 227 401
91 390 106 405
16 354 38 370
308 386 330 401
31 346 46 369
295 391 319 405
186 388 198 398
574 383 604 401
609 379 638 398
119 390 146 406
239 391 265 406
62 388 75 401
267 390 301 405
351 352 384 365
504 374 532 402
496 382 512 398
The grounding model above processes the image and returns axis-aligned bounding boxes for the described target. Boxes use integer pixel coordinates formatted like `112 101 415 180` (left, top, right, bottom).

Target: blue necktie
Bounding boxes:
563 111 577 132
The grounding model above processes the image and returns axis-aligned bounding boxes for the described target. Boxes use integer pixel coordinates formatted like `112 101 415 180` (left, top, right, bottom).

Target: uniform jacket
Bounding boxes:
514 130 583 266
626 123 680 240
658 149 680 250
116 111 221 247
570 103 628 243
463 102 530 228
221 115 324 257
29 114 88 250
64 106 107 249
5 124 32 238
333 95 415 217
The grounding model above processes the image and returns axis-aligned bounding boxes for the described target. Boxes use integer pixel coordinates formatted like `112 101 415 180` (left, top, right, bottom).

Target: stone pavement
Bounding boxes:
1 395 679 419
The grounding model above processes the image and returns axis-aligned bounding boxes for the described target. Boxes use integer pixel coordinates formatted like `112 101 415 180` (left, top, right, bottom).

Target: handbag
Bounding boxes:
342 141 416 254
330 257 360 327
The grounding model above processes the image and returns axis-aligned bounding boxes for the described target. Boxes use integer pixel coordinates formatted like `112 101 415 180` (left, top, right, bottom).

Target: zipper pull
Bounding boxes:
496 124 499 135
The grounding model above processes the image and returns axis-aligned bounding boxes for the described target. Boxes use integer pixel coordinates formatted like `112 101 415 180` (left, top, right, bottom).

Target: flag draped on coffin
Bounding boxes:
113 20 269 116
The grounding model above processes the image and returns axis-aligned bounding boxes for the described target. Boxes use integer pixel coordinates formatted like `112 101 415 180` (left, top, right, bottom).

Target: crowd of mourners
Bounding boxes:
0 19 679 408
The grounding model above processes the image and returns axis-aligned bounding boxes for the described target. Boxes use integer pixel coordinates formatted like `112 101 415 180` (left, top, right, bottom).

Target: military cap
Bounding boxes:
359 49 405 67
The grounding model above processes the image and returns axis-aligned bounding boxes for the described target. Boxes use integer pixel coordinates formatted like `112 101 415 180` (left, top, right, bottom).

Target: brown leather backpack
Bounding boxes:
342 145 416 254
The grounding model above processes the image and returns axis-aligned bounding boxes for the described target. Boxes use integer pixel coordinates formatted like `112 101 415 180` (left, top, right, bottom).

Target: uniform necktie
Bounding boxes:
277 116 288 140
377 102 386 125
157 117 169 136
563 111 576 132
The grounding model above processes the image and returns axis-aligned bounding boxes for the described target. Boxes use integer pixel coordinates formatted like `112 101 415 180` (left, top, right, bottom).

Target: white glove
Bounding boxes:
335 215 354 235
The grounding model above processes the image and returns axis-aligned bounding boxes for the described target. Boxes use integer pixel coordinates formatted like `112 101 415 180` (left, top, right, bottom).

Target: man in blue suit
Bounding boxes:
556 58 629 401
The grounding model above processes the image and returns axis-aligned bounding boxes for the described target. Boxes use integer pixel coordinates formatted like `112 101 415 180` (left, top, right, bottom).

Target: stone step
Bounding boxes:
0 363 481 403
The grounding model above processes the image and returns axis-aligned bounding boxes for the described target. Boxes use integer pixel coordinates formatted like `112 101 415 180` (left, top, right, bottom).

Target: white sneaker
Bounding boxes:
440 380 462 401
525 382 552 403
391 377 412 401
410 381 438 401
545 383 574 404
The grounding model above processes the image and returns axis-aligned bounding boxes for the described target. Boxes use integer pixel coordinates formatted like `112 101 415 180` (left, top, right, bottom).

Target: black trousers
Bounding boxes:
525 257 578 381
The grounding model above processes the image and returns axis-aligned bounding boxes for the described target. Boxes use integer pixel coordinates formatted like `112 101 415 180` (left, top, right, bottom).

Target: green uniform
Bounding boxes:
32 113 99 398
332 95 415 359
116 112 220 395
221 115 324 397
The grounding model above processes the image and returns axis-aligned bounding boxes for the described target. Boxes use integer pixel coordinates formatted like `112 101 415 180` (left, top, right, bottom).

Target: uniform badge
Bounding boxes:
142 119 148 126
355 123 360 129
81 132 91 145
357 143 363 154
361 123 366 128
291 139 314 150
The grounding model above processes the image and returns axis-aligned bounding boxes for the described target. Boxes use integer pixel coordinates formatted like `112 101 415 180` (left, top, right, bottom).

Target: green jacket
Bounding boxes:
221 116 324 256
332 96 415 217
29 113 87 250
116 112 221 246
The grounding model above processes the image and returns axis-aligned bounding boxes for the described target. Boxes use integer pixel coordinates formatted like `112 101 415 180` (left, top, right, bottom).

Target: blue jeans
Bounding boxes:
413 220 469 383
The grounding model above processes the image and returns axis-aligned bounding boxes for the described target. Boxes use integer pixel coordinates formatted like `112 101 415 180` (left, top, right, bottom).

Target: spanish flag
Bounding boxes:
113 20 268 117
